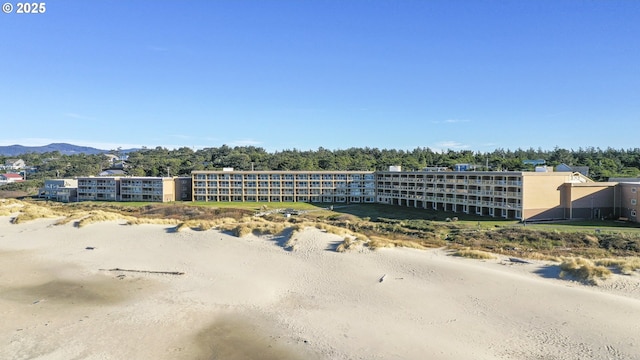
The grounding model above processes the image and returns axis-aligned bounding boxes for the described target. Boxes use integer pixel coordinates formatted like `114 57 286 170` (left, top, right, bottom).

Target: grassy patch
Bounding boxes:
594 257 640 275
0 199 23 216
76 210 134 227
336 236 368 252
452 248 497 260
191 201 325 212
559 258 612 284
10 203 61 224
364 235 429 250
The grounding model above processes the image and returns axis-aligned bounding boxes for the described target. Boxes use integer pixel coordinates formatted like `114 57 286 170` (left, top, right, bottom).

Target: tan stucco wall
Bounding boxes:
521 173 572 220
562 183 617 219
162 178 176 202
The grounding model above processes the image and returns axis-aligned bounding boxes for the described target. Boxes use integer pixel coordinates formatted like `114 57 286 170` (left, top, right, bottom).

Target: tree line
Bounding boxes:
2 146 639 183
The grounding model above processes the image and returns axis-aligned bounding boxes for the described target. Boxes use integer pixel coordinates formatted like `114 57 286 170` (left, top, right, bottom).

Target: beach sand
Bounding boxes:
1 215 640 359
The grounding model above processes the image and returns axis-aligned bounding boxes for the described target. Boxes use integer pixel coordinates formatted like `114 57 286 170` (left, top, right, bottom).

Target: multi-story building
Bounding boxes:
77 177 119 201
560 181 618 220
618 182 639 222
375 170 597 221
174 176 192 201
610 178 640 222
192 170 376 203
42 179 78 202
49 171 640 223
76 176 177 202
120 177 175 202
70 176 181 202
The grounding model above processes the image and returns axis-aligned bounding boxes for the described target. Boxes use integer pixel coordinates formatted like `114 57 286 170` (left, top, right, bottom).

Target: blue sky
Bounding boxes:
1 0 639 152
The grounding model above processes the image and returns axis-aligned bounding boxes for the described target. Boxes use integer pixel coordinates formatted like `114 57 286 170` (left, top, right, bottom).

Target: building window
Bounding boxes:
632 187 637 193
632 210 637 217
632 199 637 206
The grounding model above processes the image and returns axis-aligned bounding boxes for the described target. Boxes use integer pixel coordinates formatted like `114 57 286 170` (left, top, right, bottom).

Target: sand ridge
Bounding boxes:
1 217 640 359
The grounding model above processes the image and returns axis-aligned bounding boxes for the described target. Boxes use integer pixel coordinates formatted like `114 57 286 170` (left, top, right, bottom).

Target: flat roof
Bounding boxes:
565 182 618 187
192 170 375 174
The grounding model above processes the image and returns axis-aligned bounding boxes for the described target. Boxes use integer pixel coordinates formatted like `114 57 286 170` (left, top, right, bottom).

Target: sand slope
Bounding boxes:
1 216 640 360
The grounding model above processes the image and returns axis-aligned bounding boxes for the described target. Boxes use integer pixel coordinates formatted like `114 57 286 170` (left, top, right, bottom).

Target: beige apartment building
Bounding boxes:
120 177 175 202
192 170 376 203
190 169 637 222
560 182 618 220
55 171 639 223
375 170 596 221
77 176 176 202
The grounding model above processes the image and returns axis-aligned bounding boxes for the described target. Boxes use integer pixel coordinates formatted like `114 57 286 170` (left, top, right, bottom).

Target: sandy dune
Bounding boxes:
1 216 640 360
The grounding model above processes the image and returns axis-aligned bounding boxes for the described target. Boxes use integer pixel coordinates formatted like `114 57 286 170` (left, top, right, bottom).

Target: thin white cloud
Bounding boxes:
437 141 467 148
430 141 470 152
169 134 193 140
230 139 262 147
444 119 470 123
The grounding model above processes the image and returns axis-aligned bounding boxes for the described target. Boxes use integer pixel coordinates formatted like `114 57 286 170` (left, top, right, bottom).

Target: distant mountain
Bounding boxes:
0 143 140 156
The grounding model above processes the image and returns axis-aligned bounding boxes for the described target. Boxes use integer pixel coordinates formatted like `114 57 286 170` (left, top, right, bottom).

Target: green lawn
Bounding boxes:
329 203 640 233
189 201 329 211
66 200 331 212
524 221 640 234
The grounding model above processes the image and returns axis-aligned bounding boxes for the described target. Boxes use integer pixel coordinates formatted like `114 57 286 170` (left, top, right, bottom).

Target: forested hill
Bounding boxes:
3 145 639 182
0 143 106 156
0 143 141 156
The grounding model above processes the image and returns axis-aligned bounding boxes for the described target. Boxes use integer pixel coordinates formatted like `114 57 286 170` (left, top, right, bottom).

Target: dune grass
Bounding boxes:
217 217 292 238
0 206 18 216
0 198 24 216
4 199 640 266
10 202 62 224
336 236 367 252
559 257 612 284
362 235 426 250
594 257 640 275
283 225 308 251
315 222 352 237
452 248 497 260
171 222 190 232
127 217 182 226
521 252 562 262
75 210 136 227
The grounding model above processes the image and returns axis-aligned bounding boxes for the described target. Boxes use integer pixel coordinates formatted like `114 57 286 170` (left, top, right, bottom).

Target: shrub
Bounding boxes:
232 225 254 237
336 236 360 252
